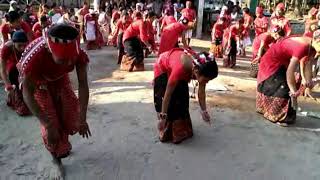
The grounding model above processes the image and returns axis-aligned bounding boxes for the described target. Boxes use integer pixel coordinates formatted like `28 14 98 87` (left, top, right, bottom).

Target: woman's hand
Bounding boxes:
201 110 211 125
302 79 313 88
5 84 15 92
79 121 91 139
252 57 260 64
47 126 60 148
158 112 167 131
304 87 317 101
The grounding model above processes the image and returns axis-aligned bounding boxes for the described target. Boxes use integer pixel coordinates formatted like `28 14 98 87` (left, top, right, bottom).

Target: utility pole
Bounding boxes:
196 0 204 38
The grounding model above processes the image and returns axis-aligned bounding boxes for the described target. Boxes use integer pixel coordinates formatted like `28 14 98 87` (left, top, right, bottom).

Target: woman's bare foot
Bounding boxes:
276 122 289 127
50 156 65 180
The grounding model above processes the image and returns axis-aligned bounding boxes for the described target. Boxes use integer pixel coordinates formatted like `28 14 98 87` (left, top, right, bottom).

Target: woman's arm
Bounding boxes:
2 32 9 43
198 82 211 123
0 53 11 86
300 57 313 87
22 75 50 126
76 62 89 124
181 31 188 48
286 57 299 94
257 41 266 58
211 26 216 42
161 82 177 114
76 61 91 138
227 29 233 47
198 82 207 111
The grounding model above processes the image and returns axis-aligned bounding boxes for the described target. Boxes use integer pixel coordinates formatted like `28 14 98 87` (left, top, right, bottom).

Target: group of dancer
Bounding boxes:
0 0 320 179
0 0 218 179
210 2 320 126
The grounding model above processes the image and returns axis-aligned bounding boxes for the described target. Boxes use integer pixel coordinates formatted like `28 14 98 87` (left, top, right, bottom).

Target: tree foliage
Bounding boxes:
257 0 315 17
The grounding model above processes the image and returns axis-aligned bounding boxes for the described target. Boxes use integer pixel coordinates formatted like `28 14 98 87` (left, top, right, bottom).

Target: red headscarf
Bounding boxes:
256 6 263 15
271 25 282 33
276 3 285 11
46 24 80 61
309 7 318 17
313 29 320 41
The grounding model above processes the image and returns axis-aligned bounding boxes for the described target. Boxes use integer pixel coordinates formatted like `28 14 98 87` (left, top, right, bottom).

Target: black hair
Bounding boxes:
227 1 234 6
119 7 125 12
220 17 226 22
52 2 57 8
277 29 286 37
40 15 48 22
164 9 171 16
12 30 28 43
237 17 244 24
4 13 9 22
7 11 20 23
121 10 128 17
146 11 156 18
48 24 79 40
18 10 24 17
68 8 75 14
107 10 113 16
135 11 142 18
180 17 189 25
243 7 250 14
195 52 218 79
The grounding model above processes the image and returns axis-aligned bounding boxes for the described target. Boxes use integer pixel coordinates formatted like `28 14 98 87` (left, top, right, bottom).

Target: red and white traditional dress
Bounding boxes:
1 41 30 116
161 15 176 31
242 13 253 48
111 11 120 33
257 36 314 124
121 19 154 71
17 36 89 158
77 7 90 41
98 12 111 45
1 21 33 43
252 32 276 59
84 13 103 50
304 8 318 38
32 22 45 39
158 22 187 55
222 23 244 67
254 7 269 36
154 48 194 143
270 15 291 36
181 7 196 38
112 19 132 64
111 18 131 47
210 21 225 58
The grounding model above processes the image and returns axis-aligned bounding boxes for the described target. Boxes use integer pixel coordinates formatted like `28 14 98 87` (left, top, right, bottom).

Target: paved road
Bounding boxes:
0 46 320 180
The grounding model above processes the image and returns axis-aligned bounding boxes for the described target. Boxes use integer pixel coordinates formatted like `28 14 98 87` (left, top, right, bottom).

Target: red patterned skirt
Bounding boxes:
256 67 296 124
7 67 31 116
117 32 125 64
121 37 145 72
86 31 103 50
34 75 80 158
223 38 237 68
209 38 223 58
154 73 193 144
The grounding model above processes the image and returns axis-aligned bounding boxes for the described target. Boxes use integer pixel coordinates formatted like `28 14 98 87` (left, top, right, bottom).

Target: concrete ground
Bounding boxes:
1 40 320 180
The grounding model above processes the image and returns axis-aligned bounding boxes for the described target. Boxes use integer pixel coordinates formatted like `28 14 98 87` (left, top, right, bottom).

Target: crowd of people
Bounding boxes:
210 1 320 128
0 0 320 179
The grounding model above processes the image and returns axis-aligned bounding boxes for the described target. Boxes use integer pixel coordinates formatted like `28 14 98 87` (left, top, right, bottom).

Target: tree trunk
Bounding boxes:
293 0 302 17
302 0 307 14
